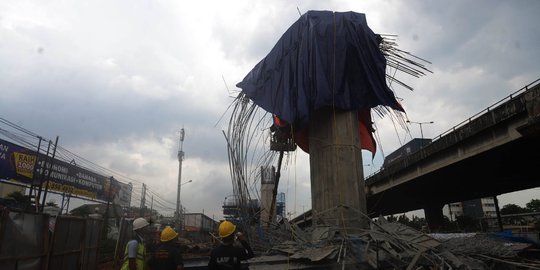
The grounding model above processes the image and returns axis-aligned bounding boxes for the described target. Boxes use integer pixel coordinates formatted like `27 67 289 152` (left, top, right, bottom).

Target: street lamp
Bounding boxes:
182 179 193 186
406 120 434 139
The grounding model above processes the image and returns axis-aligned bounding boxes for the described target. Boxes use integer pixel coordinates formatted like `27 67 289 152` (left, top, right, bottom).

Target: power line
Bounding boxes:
0 117 173 211
0 117 40 138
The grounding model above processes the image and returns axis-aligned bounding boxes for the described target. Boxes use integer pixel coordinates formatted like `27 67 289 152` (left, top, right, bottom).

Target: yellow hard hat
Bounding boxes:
160 226 178 242
219 220 236 238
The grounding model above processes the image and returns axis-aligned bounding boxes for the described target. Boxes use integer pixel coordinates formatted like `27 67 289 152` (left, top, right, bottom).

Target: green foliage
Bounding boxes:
500 204 529 215
397 214 410 224
440 215 459 232
525 199 540 212
7 191 26 203
387 214 427 231
70 206 92 217
407 215 427 231
455 215 480 232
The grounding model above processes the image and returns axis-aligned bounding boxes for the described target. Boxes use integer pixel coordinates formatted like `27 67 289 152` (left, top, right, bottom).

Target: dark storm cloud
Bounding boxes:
373 0 540 141
210 1 300 66
388 0 540 77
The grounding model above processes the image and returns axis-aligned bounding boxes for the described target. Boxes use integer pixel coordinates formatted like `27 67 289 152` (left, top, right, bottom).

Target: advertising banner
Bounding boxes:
114 181 133 207
0 138 130 203
0 139 38 183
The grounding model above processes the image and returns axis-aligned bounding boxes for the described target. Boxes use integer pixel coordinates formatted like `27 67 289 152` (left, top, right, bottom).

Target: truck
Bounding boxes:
383 138 432 168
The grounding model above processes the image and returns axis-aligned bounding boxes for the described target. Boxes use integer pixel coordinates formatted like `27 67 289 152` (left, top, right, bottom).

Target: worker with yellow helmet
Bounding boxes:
208 220 254 269
148 226 184 270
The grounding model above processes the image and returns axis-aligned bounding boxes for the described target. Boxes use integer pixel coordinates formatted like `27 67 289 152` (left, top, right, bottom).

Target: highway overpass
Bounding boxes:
365 79 540 227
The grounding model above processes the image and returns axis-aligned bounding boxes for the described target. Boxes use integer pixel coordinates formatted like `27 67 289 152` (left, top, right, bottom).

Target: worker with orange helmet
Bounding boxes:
148 226 184 270
208 220 254 270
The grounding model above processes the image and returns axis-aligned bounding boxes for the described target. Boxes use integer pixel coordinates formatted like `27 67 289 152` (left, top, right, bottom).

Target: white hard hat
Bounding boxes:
132 217 149 231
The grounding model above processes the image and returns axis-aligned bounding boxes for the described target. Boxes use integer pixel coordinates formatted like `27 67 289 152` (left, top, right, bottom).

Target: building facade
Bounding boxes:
448 197 497 221
183 212 219 242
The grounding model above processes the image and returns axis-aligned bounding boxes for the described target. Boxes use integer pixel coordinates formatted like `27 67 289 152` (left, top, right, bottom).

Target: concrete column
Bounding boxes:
309 108 367 229
493 196 504 232
260 167 276 226
424 203 444 232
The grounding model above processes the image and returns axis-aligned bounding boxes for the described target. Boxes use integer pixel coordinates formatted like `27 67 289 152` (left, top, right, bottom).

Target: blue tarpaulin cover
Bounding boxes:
236 10 404 131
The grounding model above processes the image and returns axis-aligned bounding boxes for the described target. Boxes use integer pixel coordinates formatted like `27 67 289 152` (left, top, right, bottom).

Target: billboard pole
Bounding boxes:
35 139 52 211
26 136 42 211
39 136 59 213
103 178 113 239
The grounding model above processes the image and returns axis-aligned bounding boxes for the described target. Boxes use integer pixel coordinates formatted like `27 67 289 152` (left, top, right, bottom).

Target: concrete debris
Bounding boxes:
175 237 213 258
437 233 530 258
289 245 338 261
430 233 477 241
248 212 540 269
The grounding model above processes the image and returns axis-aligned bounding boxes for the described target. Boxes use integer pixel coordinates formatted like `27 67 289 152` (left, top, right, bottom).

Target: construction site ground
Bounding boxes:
98 217 540 269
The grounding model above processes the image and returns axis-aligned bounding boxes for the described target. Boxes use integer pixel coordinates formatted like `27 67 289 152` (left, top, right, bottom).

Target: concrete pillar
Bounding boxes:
260 167 276 226
493 196 504 232
424 203 444 232
309 108 367 229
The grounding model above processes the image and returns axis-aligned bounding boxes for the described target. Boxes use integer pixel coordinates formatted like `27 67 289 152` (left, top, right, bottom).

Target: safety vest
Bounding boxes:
121 240 146 270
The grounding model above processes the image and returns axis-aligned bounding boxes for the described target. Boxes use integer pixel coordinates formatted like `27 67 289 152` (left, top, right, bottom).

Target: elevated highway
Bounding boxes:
365 79 540 225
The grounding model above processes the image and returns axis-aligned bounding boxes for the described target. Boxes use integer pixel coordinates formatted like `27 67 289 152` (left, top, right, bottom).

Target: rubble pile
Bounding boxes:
435 233 540 269
436 233 526 257
175 237 213 258
249 213 540 269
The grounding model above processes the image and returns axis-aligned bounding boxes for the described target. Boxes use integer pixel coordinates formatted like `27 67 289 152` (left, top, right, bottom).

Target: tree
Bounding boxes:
440 215 458 232
525 199 540 212
408 215 427 231
70 205 92 217
397 214 410 224
5 191 27 209
455 215 480 232
7 191 26 203
500 204 528 215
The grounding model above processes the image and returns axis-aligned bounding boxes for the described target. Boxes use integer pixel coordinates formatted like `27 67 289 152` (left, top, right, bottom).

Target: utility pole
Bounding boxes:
150 195 154 214
39 136 59 213
176 128 185 231
127 182 133 208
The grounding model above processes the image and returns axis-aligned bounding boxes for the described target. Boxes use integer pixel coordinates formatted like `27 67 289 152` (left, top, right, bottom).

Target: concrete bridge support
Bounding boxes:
309 108 368 230
424 203 444 232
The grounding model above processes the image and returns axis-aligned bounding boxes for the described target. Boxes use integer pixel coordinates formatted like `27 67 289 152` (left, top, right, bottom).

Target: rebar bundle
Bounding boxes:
223 94 283 228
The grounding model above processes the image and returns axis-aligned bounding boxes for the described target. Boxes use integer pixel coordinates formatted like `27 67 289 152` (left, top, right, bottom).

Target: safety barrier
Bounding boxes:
0 208 102 270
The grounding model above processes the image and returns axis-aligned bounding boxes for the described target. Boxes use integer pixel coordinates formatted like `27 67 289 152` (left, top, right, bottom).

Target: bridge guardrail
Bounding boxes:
367 77 540 179
432 77 540 142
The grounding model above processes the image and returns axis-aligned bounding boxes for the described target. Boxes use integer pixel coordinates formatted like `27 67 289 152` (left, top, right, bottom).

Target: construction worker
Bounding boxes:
208 221 254 270
121 217 150 270
148 226 184 270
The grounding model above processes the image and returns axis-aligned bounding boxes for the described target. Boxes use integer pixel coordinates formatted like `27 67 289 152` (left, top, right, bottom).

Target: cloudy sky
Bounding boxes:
1 0 539 220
